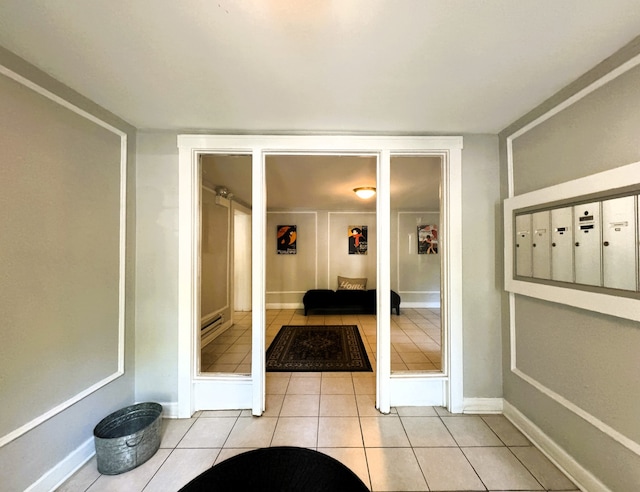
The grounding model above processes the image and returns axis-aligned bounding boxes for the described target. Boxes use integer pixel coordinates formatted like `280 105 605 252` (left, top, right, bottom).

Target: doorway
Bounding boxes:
177 135 463 418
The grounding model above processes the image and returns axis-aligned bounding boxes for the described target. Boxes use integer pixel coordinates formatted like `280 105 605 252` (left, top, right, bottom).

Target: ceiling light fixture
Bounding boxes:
353 187 376 199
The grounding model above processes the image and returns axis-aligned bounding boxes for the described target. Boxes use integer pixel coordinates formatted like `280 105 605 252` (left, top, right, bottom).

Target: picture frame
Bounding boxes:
277 225 297 254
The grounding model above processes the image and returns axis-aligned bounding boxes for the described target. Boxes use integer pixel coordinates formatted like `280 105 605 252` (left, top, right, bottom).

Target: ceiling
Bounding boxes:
1 2 638 212
1 1 639 135
202 154 441 211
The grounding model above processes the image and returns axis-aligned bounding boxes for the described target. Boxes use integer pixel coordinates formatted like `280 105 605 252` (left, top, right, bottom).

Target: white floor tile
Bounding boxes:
366 447 428 491
142 448 220 492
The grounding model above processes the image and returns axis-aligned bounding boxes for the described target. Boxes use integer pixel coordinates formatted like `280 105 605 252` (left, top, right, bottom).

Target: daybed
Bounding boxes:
303 278 401 316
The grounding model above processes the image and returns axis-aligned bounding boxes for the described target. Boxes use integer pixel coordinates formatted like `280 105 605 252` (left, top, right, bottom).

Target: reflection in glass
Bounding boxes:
390 156 443 373
199 155 252 374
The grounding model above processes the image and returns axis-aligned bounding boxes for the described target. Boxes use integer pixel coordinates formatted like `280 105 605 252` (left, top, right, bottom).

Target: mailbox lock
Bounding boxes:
603 241 610 247
532 243 536 247
552 242 556 247
575 242 580 247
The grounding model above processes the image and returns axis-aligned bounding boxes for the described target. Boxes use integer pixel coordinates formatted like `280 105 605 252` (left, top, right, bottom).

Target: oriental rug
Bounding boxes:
265 325 372 372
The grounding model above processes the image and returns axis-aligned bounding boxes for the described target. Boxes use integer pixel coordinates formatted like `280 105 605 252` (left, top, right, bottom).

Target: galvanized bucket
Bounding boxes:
93 402 163 475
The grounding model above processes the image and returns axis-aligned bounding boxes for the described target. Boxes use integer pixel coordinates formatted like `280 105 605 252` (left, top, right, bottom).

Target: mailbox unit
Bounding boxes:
515 194 639 292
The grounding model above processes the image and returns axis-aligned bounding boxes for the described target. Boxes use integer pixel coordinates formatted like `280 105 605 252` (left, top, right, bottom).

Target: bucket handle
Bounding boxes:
126 433 144 447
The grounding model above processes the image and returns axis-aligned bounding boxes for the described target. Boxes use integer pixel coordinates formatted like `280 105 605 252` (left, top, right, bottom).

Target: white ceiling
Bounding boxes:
1 1 640 134
202 154 441 211
2 2 639 212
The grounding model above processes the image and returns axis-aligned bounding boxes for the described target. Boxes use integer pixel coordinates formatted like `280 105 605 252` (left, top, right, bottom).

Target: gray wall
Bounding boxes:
499 38 640 491
134 132 503 404
461 135 503 398
0 47 136 490
135 132 179 405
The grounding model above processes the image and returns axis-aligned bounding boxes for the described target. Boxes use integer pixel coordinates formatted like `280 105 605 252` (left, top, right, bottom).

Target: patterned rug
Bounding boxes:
266 325 372 372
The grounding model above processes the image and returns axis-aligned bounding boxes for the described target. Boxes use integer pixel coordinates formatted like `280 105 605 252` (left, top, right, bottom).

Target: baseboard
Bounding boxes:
26 437 95 492
266 303 303 310
160 401 179 419
503 400 611 492
400 301 441 309
463 397 504 414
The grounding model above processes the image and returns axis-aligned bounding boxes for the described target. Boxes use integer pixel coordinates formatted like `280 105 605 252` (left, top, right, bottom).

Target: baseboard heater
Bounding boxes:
201 314 224 332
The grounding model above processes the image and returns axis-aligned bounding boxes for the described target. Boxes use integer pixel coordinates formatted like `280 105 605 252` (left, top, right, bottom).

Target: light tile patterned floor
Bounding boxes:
201 308 442 374
58 371 579 491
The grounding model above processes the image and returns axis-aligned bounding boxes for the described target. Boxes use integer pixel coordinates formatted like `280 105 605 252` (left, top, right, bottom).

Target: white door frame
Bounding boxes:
177 135 463 417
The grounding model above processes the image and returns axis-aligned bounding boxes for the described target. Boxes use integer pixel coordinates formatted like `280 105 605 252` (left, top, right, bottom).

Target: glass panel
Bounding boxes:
200 154 252 374
390 156 443 373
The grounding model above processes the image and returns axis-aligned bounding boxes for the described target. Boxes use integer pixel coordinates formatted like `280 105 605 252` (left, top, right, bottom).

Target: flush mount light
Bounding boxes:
353 187 376 199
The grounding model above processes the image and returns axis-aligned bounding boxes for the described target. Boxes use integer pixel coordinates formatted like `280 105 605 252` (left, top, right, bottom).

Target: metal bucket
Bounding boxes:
93 402 163 475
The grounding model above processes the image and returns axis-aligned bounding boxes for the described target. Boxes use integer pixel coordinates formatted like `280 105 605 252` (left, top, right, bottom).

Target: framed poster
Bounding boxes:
277 225 297 254
348 225 368 255
418 224 438 254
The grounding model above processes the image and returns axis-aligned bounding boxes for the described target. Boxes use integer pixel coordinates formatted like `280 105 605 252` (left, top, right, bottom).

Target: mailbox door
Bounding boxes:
551 207 573 282
602 196 637 290
574 202 601 286
515 214 532 277
532 211 551 279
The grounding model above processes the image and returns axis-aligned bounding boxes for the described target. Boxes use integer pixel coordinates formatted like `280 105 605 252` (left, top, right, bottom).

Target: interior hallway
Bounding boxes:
58 309 578 491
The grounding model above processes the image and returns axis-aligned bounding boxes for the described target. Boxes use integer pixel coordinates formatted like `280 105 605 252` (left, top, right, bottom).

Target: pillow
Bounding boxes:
337 276 367 291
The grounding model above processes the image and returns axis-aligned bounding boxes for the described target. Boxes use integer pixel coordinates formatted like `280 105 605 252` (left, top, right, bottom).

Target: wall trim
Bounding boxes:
509 351 640 457
0 64 128 448
505 52 640 197
26 437 95 492
400 301 441 309
266 302 303 310
462 398 503 414
503 400 612 492
267 210 319 289
503 161 640 322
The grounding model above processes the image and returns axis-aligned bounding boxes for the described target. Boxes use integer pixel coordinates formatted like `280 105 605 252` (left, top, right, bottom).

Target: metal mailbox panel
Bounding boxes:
573 202 601 286
602 196 637 290
532 211 551 279
551 207 573 282
515 214 532 277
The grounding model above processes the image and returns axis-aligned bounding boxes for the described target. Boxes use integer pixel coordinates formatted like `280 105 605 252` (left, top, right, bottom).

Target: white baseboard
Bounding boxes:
266 303 303 310
503 400 611 492
463 397 504 414
400 301 441 309
160 401 179 419
26 437 95 492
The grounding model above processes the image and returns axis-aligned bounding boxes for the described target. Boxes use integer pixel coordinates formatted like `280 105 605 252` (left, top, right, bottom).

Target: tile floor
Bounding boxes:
58 370 579 491
58 311 578 491
201 308 442 374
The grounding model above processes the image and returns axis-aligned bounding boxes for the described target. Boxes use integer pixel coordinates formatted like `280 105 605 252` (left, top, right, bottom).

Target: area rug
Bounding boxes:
266 325 372 372
179 446 369 491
